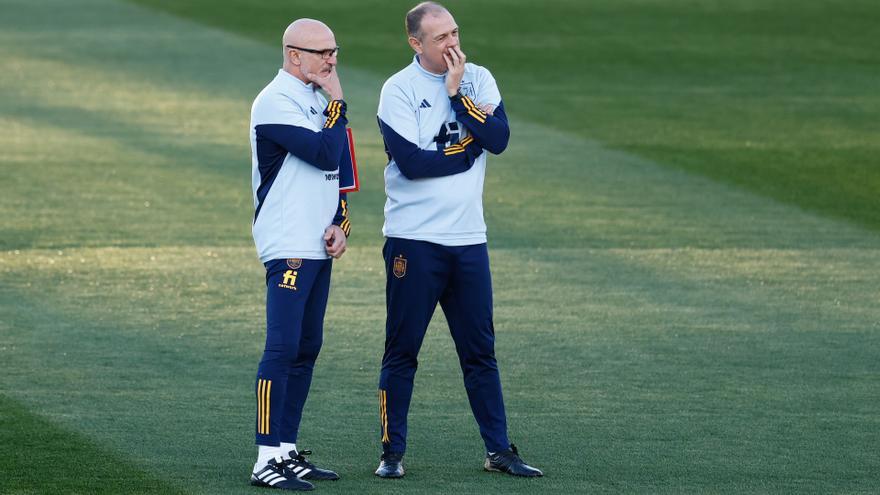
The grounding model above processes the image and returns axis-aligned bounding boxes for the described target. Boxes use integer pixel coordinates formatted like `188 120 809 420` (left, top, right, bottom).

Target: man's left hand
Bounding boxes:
324 225 347 259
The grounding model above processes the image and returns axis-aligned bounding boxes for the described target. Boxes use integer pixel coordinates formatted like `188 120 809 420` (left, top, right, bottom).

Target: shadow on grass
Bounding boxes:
0 394 186 495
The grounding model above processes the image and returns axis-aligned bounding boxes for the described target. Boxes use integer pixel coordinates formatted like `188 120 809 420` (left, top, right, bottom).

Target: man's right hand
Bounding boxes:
307 67 344 101
443 46 467 97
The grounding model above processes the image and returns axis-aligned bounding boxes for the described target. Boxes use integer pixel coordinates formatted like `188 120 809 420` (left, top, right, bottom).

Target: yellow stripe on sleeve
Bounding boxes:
467 110 486 123
323 101 335 128
324 101 342 128
461 95 486 117
461 96 487 123
331 101 341 127
443 146 466 156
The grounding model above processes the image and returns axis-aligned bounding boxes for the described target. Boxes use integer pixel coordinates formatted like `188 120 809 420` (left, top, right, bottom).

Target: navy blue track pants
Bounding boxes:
378 237 510 454
255 258 331 446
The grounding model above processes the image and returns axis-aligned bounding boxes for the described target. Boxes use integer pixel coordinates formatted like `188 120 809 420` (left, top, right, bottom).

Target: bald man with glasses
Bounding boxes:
285 45 340 60
247 18 351 491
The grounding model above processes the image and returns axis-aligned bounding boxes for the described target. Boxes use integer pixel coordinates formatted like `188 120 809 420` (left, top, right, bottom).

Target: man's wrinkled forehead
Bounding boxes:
293 31 336 48
419 11 457 39
304 31 337 50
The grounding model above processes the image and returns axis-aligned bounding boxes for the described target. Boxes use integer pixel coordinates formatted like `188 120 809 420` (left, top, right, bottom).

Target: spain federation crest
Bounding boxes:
458 81 476 100
393 255 407 278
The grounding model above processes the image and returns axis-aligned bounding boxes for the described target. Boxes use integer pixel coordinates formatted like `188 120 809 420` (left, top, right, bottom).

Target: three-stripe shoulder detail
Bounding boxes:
323 100 345 129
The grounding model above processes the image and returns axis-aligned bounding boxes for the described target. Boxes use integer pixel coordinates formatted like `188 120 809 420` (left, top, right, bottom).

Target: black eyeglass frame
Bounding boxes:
285 44 340 59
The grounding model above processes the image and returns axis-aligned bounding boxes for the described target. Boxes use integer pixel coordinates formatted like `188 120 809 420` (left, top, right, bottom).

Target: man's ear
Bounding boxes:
407 36 422 54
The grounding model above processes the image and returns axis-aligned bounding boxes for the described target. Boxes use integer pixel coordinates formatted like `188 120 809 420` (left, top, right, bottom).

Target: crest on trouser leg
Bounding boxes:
393 255 407 278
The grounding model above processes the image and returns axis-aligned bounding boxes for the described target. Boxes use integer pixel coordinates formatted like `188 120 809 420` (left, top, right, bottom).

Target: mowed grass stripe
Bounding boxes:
2 244 879 492
485 120 880 250
0 395 186 495
0 118 252 249
127 0 880 231
3 0 877 251
0 0 389 250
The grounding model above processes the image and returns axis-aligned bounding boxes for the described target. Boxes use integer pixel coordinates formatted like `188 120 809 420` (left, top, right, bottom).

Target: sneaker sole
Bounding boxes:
375 469 405 478
302 475 340 481
250 476 315 490
483 465 544 477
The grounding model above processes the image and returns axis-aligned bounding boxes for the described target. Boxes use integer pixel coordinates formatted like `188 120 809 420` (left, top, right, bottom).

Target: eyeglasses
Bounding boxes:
285 45 340 60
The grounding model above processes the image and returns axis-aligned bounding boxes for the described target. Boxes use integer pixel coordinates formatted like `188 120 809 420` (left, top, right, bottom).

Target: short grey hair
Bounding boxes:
405 2 448 39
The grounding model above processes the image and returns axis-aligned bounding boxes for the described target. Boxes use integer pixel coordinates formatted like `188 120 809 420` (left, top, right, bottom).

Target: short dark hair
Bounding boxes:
405 2 448 39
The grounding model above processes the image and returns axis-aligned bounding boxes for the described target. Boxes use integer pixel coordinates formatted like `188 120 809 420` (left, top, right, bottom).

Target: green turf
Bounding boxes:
0 394 185 495
1 0 879 493
127 0 880 232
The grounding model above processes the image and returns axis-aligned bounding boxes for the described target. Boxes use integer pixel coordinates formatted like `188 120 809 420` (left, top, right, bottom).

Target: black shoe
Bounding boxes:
375 452 405 478
484 444 543 477
284 449 340 481
250 456 315 490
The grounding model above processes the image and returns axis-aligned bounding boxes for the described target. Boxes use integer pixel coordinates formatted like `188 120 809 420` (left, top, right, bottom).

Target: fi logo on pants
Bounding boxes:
278 270 298 290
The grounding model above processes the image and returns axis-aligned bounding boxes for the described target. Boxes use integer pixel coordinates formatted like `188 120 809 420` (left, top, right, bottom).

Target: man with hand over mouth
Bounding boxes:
374 1 543 481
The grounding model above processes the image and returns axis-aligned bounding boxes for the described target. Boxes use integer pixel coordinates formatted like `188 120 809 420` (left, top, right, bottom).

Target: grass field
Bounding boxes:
1 0 879 493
